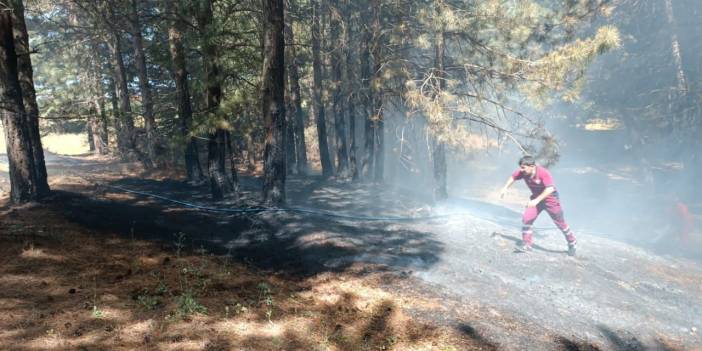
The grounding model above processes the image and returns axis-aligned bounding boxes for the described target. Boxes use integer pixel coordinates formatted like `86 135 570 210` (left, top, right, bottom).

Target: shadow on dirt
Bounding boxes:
553 324 686 351
454 321 686 351
51 175 445 277
457 323 500 350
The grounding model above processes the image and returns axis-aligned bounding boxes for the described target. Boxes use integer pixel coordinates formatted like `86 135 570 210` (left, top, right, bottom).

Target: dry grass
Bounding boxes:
0 203 486 350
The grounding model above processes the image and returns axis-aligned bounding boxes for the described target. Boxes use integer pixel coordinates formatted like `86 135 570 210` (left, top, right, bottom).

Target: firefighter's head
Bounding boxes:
518 155 536 176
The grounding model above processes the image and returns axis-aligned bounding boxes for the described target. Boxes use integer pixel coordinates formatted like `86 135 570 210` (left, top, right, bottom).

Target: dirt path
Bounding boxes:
4 154 702 350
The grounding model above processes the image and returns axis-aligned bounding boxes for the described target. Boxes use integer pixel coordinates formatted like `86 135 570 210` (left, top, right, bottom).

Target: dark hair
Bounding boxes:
519 155 535 166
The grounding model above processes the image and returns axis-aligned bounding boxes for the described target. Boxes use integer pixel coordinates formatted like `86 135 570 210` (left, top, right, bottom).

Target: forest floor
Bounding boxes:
1 153 702 350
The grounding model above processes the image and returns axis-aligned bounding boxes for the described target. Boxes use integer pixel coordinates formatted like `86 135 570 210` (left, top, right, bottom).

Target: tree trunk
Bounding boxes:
87 123 95 151
261 0 286 205
373 103 384 182
86 100 98 154
345 0 358 180
664 0 687 94
432 139 447 199
285 15 308 175
88 42 108 155
10 0 49 197
90 97 109 154
284 86 296 174
311 0 333 177
283 24 296 175
199 0 236 200
0 11 41 203
107 73 122 147
245 135 256 171
225 131 240 191
168 13 204 183
321 7 335 168
130 0 156 168
207 129 234 200
663 0 690 136
370 0 384 183
359 1 374 180
432 11 447 200
331 0 349 178
107 30 136 155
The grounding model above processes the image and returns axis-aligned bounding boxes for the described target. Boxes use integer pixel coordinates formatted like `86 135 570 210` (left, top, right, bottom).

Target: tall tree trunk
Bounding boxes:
107 73 121 147
432 138 447 199
245 135 256 171
168 11 204 183
311 0 332 177
100 97 108 149
89 97 109 154
663 0 691 137
347 85 358 179
345 0 358 180
0 11 41 203
370 0 384 182
208 129 234 200
360 0 374 180
284 86 296 174
262 0 286 205
285 15 308 175
331 0 349 178
130 0 156 168
321 6 336 168
10 0 49 197
664 0 687 94
87 43 108 155
199 0 236 200
87 123 95 152
107 30 136 155
224 132 240 193
373 103 384 183
432 7 447 200
283 23 296 175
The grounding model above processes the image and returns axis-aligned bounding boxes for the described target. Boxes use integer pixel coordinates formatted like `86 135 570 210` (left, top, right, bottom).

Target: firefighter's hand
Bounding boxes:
527 199 539 208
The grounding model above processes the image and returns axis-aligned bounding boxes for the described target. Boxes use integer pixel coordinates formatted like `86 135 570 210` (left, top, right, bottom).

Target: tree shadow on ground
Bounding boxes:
557 336 605 351
52 174 445 277
0 201 469 351
456 323 500 350
553 324 687 351
597 324 684 351
286 176 434 218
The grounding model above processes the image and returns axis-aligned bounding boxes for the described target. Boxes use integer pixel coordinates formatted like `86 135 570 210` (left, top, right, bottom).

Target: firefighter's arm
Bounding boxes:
499 176 516 199
528 186 555 207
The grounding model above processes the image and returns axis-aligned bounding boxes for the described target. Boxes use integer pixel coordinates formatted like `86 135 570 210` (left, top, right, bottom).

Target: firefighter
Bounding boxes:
500 155 577 256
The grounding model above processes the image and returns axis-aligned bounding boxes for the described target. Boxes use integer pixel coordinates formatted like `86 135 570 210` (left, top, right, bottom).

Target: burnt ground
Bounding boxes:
2 154 702 350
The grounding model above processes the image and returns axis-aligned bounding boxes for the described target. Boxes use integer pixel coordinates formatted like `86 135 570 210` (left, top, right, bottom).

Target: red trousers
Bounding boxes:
522 194 576 246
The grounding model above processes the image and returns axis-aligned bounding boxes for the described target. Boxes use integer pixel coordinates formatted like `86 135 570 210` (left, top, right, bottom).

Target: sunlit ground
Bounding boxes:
41 133 90 155
0 128 90 156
